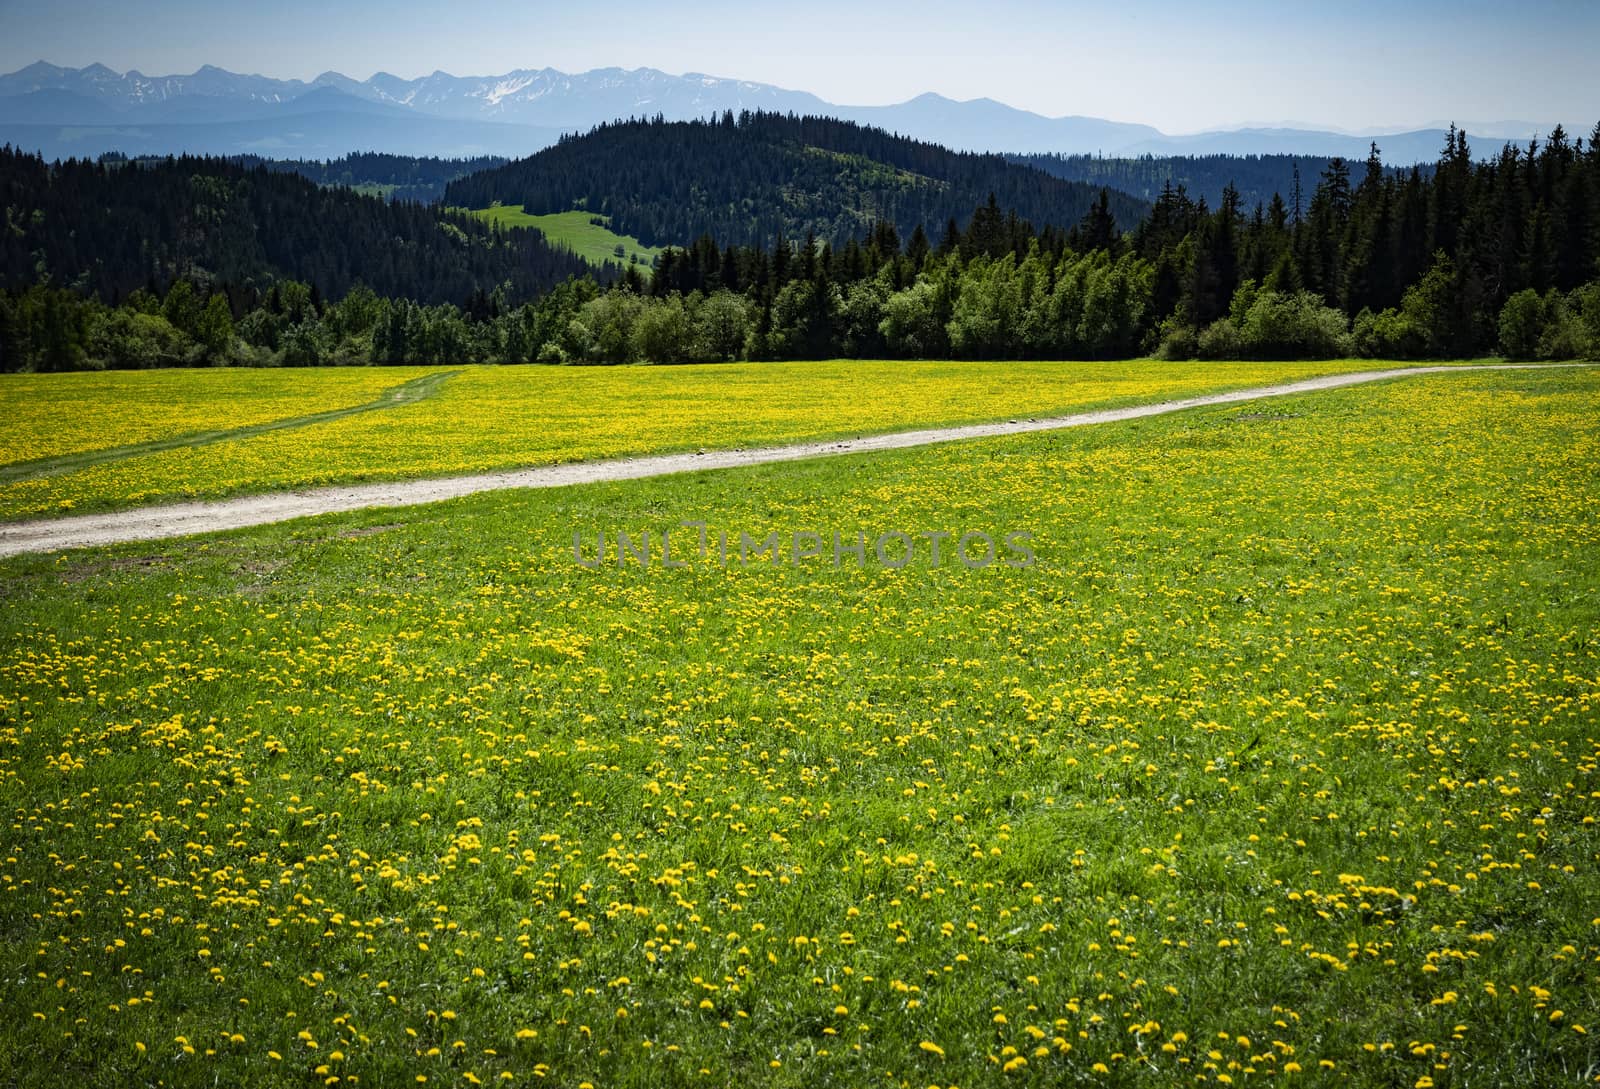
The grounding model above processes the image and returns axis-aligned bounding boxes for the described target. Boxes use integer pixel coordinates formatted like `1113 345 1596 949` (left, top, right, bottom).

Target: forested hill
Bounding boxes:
443 111 1151 249
0 148 591 304
1008 152 1429 215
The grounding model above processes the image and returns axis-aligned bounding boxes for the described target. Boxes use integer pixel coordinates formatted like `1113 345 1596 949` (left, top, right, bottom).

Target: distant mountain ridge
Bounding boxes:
0 60 1564 164
0 61 836 128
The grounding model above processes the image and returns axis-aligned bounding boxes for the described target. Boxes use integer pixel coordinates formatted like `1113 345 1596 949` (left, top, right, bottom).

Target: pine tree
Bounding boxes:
1073 188 1118 252
905 224 931 274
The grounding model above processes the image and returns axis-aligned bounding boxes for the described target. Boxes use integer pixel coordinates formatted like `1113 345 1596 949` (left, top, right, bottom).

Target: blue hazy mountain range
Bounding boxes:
0 61 1559 163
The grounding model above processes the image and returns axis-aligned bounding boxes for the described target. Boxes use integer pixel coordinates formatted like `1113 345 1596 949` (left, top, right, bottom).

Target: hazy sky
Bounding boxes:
1 0 1595 133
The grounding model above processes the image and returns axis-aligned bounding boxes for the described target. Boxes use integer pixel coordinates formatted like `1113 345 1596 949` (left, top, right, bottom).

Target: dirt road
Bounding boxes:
0 364 1583 557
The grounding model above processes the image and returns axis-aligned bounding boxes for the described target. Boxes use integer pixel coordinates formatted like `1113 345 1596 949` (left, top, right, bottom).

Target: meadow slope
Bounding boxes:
0 359 1493 521
0 367 1595 1087
0 363 1567 556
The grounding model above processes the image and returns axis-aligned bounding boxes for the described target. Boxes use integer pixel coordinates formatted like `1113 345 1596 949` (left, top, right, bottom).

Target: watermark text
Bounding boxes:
571 521 1035 570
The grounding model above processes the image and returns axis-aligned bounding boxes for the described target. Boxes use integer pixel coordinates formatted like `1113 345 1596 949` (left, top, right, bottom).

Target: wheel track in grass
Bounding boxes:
0 363 1589 558
0 369 459 485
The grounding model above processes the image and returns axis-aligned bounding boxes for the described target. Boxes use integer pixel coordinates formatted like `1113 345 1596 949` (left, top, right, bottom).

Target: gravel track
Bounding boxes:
0 364 1583 557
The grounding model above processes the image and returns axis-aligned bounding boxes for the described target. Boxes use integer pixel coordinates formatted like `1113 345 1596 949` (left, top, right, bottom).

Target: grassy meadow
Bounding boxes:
0 359 1486 521
472 206 665 269
0 367 443 467
0 365 1595 1087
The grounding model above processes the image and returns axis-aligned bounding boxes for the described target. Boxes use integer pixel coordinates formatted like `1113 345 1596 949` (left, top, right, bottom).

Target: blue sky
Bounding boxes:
1 0 1595 132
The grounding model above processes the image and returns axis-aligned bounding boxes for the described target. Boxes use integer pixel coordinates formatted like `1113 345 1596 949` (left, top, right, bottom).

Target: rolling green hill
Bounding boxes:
443 111 1151 250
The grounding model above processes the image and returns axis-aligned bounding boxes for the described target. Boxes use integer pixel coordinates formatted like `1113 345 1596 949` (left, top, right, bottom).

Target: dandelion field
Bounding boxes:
0 367 440 468
0 359 1461 522
0 366 1597 1088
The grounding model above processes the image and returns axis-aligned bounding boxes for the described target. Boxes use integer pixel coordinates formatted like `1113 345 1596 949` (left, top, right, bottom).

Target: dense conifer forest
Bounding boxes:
1007 152 1426 216
442 112 1151 248
2 121 1598 371
235 152 509 203
0 149 590 305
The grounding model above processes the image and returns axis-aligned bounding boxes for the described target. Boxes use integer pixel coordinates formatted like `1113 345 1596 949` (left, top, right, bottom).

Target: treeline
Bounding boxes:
229 152 508 203
501 138 1600 364
0 279 533 370
1009 152 1426 217
443 111 1149 249
5 123 1600 371
9 170 1596 372
0 147 591 305
0 201 1145 370
1140 125 1600 359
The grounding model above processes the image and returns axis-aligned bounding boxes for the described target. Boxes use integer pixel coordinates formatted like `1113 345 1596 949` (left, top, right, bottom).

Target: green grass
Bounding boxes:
473 205 665 269
0 370 456 487
0 366 428 467
0 367 1596 1087
0 360 1507 522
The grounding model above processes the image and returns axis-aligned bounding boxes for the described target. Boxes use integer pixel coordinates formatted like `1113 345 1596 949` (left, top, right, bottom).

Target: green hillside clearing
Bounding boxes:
473 205 663 269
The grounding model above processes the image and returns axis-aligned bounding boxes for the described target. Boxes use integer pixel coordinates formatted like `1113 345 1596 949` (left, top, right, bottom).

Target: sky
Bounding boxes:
1 0 1596 133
